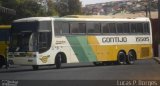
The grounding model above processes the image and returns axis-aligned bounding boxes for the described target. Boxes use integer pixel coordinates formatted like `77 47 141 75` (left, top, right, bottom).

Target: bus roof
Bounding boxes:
13 15 150 23
13 17 52 22
56 16 150 22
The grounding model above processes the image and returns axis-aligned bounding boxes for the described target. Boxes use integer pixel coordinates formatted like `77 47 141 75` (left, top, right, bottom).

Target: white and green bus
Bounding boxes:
8 16 153 70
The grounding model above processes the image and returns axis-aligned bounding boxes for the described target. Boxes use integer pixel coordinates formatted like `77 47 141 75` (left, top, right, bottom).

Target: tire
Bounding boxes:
0 56 5 68
32 65 39 70
117 51 126 65
55 54 62 69
127 51 136 65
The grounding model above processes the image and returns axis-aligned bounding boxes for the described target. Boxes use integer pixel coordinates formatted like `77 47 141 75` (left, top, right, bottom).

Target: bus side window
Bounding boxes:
144 23 150 34
70 22 79 34
38 32 51 53
102 23 109 34
54 22 61 35
79 23 86 34
62 22 69 34
55 22 69 35
87 22 101 34
136 23 143 33
123 23 130 33
131 23 137 33
117 23 123 34
108 23 116 34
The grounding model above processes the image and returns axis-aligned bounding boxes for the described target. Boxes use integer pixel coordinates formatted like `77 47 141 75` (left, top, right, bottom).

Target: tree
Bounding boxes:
57 0 82 16
46 0 58 16
0 0 47 24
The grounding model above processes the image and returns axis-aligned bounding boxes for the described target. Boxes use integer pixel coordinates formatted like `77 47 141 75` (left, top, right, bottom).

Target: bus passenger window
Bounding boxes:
54 22 61 35
117 23 123 34
123 23 130 33
137 23 143 33
108 23 116 33
79 23 86 34
54 22 69 35
144 23 150 34
102 23 109 34
131 23 137 33
70 23 79 34
87 22 101 34
62 22 69 34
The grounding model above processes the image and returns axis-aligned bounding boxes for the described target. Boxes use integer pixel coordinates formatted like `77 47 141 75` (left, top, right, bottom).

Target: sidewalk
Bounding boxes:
153 57 160 64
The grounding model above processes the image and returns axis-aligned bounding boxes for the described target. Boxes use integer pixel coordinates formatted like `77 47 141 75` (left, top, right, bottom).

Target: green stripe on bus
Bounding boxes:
67 36 97 62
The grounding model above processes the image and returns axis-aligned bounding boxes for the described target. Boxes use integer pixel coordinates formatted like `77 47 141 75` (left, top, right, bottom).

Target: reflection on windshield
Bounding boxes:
16 32 31 51
10 32 37 52
9 22 38 52
11 32 32 52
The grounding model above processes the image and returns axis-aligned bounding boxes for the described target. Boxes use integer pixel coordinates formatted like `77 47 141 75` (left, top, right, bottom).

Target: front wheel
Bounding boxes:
126 51 136 65
55 54 62 69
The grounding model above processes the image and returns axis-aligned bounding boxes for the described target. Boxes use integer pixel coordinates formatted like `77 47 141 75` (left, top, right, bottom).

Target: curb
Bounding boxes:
153 57 160 64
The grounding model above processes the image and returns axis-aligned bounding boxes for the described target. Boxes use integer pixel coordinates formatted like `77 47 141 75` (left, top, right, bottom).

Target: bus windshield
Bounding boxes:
9 22 38 52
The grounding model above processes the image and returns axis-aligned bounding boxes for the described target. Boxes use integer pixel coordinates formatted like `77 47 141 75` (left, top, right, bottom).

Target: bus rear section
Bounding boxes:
0 25 10 68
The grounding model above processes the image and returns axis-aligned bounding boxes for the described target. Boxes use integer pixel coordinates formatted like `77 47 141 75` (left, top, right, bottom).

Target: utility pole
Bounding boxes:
158 0 160 19
148 0 151 18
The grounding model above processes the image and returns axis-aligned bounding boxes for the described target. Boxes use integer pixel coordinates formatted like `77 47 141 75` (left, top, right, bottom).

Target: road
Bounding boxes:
0 59 160 86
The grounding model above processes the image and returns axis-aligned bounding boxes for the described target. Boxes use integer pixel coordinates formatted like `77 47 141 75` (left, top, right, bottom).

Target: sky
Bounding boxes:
80 0 123 6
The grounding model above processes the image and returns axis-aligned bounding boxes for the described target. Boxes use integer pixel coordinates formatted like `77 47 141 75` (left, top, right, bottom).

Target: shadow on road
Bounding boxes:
0 63 119 73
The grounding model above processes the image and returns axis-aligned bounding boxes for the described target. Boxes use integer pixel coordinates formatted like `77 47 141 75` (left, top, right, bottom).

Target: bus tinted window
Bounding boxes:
108 23 116 33
131 23 137 33
39 21 52 32
62 22 69 34
102 23 109 33
144 23 150 33
87 22 101 34
117 23 123 33
123 23 130 33
70 22 86 34
54 22 69 35
136 23 143 33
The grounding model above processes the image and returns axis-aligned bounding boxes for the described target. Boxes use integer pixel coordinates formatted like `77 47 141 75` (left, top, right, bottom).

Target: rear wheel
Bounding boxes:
117 51 126 65
126 51 136 65
55 54 62 69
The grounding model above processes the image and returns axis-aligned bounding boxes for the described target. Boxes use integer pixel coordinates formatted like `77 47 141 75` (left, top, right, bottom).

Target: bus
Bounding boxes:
8 16 153 70
0 25 10 68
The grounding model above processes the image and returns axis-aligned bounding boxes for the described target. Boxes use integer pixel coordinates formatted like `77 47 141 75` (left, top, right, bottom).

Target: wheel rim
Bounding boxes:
128 52 135 64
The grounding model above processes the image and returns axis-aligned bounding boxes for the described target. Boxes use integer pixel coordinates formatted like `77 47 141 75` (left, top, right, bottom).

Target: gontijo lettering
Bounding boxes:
102 37 127 43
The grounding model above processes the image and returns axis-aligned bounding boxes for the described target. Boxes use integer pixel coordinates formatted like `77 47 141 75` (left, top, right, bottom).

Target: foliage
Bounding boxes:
57 0 82 16
0 0 82 24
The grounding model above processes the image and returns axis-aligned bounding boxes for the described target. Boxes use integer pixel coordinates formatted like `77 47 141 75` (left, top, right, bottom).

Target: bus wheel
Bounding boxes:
0 56 5 68
117 51 126 65
32 65 39 70
55 54 62 69
126 51 136 65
